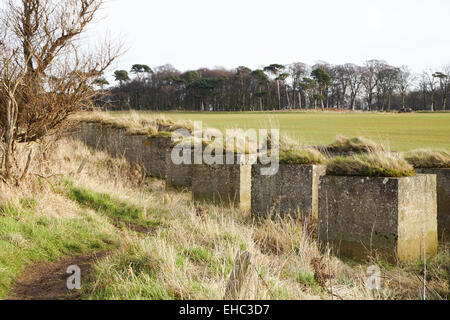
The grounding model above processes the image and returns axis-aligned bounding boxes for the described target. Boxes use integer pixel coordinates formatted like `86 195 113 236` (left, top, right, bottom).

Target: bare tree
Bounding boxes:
418 73 429 110
397 66 415 109
362 60 384 111
423 69 438 112
433 65 450 111
0 31 26 180
344 64 363 111
334 65 349 109
376 64 399 111
0 0 121 183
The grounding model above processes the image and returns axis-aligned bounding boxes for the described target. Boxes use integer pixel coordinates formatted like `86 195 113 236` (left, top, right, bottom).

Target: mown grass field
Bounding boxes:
111 111 450 151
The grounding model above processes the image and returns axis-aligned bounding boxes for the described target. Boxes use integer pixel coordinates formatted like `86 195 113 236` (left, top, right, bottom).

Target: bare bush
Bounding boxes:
0 0 121 183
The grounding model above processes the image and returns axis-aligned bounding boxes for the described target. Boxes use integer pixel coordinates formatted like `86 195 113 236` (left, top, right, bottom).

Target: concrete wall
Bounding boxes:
138 135 172 179
75 122 171 179
75 122 106 150
416 168 450 241
74 122 442 259
318 174 438 262
251 164 326 220
165 148 194 190
192 155 252 211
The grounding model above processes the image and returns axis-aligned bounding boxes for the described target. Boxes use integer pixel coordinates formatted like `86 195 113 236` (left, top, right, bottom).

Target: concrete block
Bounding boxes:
251 164 326 219
318 174 438 262
165 148 194 189
75 122 172 179
416 168 450 241
192 155 252 211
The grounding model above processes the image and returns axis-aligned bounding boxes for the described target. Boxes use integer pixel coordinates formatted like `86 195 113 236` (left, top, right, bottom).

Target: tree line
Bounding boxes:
99 60 449 112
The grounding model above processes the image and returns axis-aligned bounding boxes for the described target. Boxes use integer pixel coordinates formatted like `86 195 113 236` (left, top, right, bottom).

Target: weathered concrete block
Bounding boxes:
416 168 450 241
76 122 106 150
165 148 195 190
76 122 128 157
318 174 438 262
251 164 326 219
75 123 172 179
126 135 172 179
101 126 129 158
192 155 252 211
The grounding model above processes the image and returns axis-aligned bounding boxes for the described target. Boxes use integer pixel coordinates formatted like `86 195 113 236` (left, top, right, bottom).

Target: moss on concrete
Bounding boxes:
327 153 415 177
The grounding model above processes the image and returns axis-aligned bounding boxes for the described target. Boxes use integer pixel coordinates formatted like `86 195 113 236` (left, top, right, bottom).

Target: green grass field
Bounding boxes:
113 111 450 151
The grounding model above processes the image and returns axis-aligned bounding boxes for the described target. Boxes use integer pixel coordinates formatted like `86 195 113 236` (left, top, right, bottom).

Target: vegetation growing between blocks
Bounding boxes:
321 135 385 155
278 148 326 165
404 149 450 169
326 152 416 177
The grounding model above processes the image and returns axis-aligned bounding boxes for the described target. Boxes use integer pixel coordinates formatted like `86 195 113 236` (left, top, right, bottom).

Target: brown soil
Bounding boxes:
111 217 156 235
6 252 108 300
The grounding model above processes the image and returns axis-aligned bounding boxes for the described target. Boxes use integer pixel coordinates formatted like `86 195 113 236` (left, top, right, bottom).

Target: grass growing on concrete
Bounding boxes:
279 148 326 165
404 149 450 169
323 135 385 154
263 133 326 165
172 127 260 155
72 111 194 137
327 152 416 177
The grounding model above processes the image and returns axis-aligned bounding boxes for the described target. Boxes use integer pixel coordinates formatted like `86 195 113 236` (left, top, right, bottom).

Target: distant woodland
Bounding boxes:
99 61 449 112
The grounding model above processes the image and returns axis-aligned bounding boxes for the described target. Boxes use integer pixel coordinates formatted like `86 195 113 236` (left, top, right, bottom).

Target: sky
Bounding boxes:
91 0 450 75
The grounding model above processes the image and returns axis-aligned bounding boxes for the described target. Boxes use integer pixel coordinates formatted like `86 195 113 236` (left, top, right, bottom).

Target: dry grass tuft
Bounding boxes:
173 127 260 155
327 152 415 177
404 149 450 169
263 134 326 165
71 111 194 137
322 135 385 155
279 148 326 165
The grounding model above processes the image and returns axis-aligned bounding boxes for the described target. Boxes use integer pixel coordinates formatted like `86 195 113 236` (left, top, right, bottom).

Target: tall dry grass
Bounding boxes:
71 111 195 135
0 135 448 300
404 149 450 169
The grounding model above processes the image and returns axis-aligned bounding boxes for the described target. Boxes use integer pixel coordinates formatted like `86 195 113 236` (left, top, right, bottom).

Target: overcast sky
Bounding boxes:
93 0 450 74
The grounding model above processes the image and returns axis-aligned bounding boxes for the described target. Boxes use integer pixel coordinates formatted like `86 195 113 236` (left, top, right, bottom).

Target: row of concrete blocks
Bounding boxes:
75 123 449 262
192 163 446 263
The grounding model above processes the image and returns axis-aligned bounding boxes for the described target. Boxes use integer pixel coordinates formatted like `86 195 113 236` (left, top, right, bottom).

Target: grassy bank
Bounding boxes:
0 138 448 300
0 194 120 298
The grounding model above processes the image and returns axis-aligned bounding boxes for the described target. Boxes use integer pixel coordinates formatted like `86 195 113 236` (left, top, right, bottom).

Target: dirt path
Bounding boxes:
6 252 108 300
